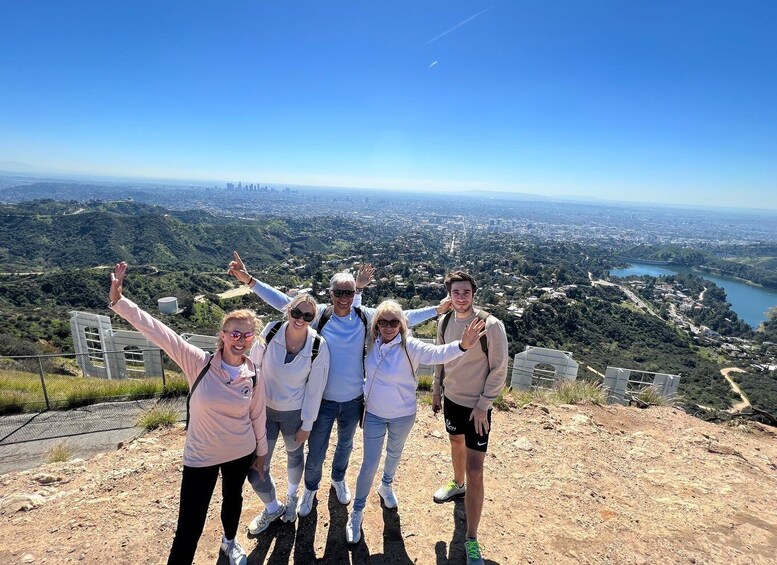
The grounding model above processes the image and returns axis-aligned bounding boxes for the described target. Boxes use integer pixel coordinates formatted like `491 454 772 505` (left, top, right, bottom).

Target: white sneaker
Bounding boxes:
281 493 298 523
297 488 317 518
248 503 286 535
377 482 398 509
433 479 465 503
346 509 363 544
220 538 248 565
331 478 351 505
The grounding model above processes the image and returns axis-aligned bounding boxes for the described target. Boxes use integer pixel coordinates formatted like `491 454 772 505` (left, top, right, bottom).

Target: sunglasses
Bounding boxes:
331 289 355 298
377 319 401 328
224 330 255 342
290 308 315 322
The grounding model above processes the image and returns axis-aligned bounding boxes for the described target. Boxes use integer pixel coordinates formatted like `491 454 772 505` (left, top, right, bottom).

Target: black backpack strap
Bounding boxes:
353 306 368 330
265 320 283 346
311 335 321 363
186 353 213 430
316 306 333 333
476 310 490 355
437 311 453 389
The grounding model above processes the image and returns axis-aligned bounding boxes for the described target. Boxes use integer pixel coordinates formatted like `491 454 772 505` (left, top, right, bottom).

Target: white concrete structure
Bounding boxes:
511 346 579 390
157 297 178 314
603 366 680 405
70 310 216 379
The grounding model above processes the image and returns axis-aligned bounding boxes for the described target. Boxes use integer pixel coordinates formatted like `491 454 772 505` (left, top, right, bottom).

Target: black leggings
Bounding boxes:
167 451 254 565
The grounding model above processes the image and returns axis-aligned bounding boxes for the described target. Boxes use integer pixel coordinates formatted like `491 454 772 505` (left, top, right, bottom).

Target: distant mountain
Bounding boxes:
0 200 289 271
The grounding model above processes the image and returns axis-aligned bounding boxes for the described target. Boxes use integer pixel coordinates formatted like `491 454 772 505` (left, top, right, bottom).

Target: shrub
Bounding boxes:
553 380 607 405
137 403 179 431
46 440 73 463
632 385 671 407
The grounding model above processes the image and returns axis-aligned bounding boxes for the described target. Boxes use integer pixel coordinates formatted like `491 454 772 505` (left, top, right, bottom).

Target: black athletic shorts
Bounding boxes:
442 396 492 453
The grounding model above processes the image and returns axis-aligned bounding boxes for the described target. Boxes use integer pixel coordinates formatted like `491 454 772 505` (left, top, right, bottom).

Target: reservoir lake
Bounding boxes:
609 263 777 329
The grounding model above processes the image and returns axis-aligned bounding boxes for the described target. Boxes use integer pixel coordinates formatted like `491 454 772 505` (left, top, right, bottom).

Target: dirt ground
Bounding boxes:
1 402 776 564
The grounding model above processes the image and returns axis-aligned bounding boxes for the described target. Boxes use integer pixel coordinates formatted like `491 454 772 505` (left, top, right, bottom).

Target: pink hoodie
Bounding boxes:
111 297 267 467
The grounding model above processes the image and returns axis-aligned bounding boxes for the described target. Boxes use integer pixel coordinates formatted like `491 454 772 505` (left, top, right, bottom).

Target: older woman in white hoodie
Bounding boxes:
247 293 329 534
346 300 486 544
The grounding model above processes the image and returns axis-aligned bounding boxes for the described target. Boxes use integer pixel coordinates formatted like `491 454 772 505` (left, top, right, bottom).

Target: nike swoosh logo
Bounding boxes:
477 441 487 446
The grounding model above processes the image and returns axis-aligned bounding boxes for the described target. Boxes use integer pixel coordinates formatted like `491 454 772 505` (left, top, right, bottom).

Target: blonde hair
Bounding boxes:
217 309 263 350
285 293 319 322
370 300 408 343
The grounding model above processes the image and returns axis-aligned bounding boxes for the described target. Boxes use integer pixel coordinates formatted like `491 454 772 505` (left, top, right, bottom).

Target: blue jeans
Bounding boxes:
303 395 364 491
353 411 416 512
248 407 305 504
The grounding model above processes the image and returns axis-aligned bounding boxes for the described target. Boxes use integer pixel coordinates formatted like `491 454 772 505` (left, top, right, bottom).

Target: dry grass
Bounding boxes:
137 403 179 431
46 440 74 463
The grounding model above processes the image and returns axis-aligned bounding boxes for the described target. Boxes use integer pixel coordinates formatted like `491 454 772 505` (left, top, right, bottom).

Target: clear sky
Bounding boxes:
1 1 776 209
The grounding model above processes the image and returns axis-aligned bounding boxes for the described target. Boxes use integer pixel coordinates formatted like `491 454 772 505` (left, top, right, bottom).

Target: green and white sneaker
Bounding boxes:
465 538 485 565
433 479 465 503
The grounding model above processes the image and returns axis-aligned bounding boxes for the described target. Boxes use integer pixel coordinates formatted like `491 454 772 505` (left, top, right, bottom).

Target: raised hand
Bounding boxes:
228 251 252 285
460 318 487 350
109 261 127 305
355 263 375 289
436 295 453 315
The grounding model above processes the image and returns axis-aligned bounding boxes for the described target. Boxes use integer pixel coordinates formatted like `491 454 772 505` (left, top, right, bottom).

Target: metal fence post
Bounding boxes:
160 350 166 392
37 356 51 411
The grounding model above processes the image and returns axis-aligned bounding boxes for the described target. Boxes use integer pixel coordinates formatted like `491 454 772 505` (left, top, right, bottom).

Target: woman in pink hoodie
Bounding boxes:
108 262 267 565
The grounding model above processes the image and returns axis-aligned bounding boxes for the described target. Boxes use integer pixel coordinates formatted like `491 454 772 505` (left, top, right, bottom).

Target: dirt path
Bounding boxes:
721 367 751 412
2 404 776 564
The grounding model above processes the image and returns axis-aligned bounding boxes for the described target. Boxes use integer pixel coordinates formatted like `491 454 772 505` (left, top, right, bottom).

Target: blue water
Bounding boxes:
609 263 777 328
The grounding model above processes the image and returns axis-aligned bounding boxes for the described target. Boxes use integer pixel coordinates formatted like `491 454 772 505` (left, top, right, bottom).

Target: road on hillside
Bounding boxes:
721 367 751 413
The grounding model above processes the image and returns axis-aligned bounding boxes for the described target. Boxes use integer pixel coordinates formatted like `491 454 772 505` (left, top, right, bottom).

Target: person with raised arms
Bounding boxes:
108 262 266 565
228 251 450 517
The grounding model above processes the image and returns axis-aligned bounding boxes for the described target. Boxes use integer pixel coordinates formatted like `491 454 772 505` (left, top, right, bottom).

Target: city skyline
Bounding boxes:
1 1 776 210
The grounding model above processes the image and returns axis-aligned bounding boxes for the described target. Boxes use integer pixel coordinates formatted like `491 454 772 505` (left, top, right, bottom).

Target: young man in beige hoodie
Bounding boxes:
432 271 509 565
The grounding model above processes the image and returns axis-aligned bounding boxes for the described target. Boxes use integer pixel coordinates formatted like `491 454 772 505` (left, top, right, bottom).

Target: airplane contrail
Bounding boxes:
429 60 438 68
426 4 497 45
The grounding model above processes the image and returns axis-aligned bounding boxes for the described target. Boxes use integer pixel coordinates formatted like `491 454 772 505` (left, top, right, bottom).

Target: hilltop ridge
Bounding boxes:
1 402 775 564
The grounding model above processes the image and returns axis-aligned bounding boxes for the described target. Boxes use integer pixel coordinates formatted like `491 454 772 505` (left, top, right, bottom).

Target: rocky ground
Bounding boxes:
1 402 776 564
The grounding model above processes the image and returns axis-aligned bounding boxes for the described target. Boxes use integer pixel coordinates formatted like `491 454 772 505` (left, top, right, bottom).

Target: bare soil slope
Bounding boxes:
1 403 776 564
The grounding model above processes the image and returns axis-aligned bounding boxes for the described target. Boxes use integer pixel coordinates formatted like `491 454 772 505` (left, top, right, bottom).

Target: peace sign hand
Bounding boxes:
109 261 127 305
228 251 252 285
460 318 487 351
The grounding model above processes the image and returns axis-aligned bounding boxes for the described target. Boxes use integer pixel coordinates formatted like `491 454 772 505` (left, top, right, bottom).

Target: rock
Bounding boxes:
512 438 533 451
571 414 591 425
0 493 46 514
430 430 443 439
33 473 62 485
21 554 35 563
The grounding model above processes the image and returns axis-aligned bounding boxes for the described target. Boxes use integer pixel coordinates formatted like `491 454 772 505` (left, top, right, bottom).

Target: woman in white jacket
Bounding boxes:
346 300 486 544
247 293 330 534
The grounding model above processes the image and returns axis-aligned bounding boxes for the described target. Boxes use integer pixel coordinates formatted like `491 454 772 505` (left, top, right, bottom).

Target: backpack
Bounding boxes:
438 309 490 389
316 305 368 335
186 353 257 429
264 320 322 363
439 309 490 354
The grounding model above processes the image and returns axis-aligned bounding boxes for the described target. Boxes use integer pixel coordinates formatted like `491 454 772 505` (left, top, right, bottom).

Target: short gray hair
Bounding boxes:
329 271 356 289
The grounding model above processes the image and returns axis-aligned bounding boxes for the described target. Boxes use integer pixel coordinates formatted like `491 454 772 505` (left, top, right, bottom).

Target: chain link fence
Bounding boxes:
0 350 189 445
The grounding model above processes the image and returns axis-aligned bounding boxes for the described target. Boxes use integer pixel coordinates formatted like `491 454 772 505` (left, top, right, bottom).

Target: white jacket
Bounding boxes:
250 321 330 431
364 334 465 419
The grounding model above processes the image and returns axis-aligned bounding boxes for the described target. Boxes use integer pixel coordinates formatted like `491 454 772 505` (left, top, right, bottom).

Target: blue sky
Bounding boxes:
1 1 776 209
